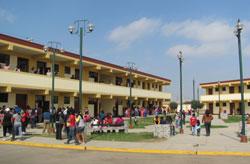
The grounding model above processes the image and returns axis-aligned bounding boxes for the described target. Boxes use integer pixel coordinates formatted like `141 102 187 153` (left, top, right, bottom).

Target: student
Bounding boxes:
202 110 213 136
196 119 201 136
55 108 64 140
115 116 124 125
2 108 12 139
75 112 85 143
12 110 22 141
65 110 79 145
42 110 51 134
154 115 160 124
190 113 197 136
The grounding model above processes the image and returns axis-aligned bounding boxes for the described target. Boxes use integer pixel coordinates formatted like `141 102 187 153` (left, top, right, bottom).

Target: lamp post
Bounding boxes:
68 19 94 112
234 19 247 143
43 41 63 113
218 81 222 119
193 78 195 101
127 62 136 129
177 51 184 134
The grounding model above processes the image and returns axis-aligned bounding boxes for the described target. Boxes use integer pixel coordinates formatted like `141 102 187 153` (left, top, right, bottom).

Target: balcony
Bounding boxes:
0 69 171 100
201 93 250 102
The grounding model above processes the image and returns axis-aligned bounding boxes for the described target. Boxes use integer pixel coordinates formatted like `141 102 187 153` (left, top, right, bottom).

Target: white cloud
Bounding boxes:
0 8 15 23
108 17 161 49
167 42 233 57
243 44 250 57
163 20 237 57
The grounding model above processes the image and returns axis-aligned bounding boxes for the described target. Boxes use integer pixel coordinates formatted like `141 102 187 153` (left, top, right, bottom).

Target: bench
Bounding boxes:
86 122 128 135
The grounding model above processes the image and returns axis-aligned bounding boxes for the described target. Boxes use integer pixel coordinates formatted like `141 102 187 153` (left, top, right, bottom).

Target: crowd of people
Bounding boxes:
0 105 30 141
0 105 127 144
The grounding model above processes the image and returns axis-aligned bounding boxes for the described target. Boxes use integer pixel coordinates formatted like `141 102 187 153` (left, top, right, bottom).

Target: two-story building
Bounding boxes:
200 79 250 115
0 33 171 116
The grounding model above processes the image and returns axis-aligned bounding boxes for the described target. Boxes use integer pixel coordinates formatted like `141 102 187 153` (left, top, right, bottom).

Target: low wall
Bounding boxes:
153 124 170 138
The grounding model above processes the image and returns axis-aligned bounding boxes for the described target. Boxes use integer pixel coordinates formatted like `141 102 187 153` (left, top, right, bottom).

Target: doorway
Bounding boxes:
208 103 213 114
37 61 47 75
74 97 79 111
17 57 29 72
230 102 235 115
16 94 27 109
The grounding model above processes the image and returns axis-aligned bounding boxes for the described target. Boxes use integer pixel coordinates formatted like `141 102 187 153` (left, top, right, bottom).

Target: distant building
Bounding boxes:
200 79 250 115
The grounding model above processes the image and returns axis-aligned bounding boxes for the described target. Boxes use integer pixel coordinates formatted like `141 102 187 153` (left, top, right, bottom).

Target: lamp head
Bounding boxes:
236 19 243 31
43 45 48 52
68 25 75 34
60 48 64 53
87 23 94 33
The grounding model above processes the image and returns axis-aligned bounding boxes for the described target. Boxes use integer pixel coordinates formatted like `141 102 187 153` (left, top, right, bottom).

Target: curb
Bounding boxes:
1 140 250 156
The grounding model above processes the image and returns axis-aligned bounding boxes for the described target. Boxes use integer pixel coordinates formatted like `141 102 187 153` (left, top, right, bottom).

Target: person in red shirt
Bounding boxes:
65 110 80 145
190 113 197 136
21 109 29 134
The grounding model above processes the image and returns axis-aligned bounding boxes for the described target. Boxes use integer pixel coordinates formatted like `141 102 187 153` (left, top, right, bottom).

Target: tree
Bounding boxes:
191 100 204 116
169 101 178 112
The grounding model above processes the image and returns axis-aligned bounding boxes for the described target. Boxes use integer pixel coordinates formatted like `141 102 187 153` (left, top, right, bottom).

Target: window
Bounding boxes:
215 87 219 92
64 66 71 74
247 85 250 90
248 102 250 107
155 84 158 88
223 102 227 107
0 53 10 65
138 81 141 86
0 93 8 102
208 88 213 95
147 83 150 89
53 96 58 104
229 86 235 94
116 77 121 85
216 103 219 107
222 87 226 91
64 96 70 104
54 64 59 75
152 84 154 88
17 57 29 72
238 86 241 93
89 71 98 82
116 77 122 86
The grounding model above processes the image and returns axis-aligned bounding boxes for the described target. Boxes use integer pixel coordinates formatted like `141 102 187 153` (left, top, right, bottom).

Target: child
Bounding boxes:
196 119 201 136
190 113 197 136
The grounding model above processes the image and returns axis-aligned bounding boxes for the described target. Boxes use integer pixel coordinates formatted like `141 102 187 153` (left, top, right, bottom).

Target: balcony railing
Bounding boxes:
0 69 171 100
201 93 250 102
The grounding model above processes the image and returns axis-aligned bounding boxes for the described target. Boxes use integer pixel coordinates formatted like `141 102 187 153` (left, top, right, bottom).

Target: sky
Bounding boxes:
1 0 250 101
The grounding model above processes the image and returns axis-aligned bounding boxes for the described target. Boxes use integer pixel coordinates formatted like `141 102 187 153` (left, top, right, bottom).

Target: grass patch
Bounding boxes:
186 125 228 128
223 115 242 123
125 117 155 129
87 132 156 142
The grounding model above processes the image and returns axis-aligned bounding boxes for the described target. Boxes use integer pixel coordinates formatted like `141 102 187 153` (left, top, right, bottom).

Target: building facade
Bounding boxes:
0 33 171 116
200 79 250 115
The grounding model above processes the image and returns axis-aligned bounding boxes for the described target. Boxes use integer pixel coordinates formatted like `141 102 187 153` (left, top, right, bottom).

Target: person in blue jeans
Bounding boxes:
12 110 22 141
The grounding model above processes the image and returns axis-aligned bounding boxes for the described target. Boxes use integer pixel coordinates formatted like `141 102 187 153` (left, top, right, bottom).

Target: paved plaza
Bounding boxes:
0 116 250 155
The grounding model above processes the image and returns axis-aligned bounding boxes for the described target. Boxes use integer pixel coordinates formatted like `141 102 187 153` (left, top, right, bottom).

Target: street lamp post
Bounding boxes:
193 78 195 101
218 81 221 119
177 51 184 134
127 62 136 129
234 19 247 143
68 19 94 112
43 41 63 112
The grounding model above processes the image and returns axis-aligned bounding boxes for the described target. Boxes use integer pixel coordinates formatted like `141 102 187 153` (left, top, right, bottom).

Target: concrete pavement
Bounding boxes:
1 145 250 164
0 116 250 156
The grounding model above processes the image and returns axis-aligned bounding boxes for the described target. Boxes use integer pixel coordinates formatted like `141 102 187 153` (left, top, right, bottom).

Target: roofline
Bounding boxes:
200 78 250 86
0 33 171 83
